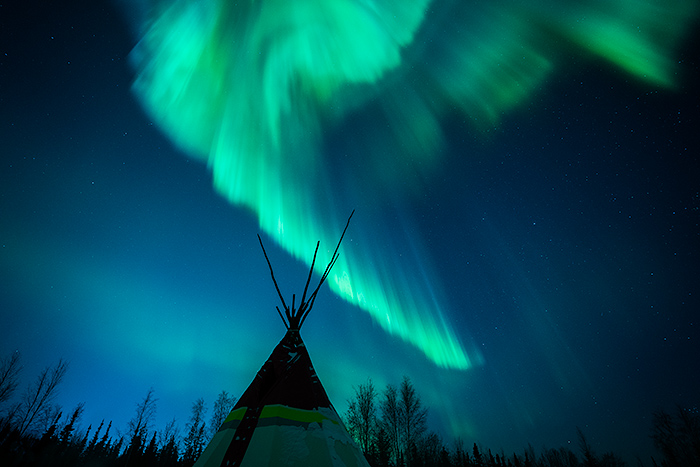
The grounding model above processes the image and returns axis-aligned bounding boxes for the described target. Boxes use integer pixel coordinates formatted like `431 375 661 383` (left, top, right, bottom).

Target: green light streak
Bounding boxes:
130 0 697 369
551 0 700 87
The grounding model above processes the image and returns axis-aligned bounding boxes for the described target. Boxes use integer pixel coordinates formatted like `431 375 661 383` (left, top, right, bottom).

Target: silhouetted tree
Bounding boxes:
539 446 580 467
209 390 236 439
13 358 68 437
74 428 91 462
183 397 207 465
38 402 64 437
0 362 664 467
419 431 444 467
84 419 104 457
111 435 124 458
399 376 427 465
651 406 700 467
31 417 60 465
58 402 84 446
159 422 180 467
473 443 484 467
486 448 496 467
524 443 537 467
125 388 157 465
452 438 471 467
97 420 113 457
599 451 626 467
143 431 159 465
374 424 392 467
0 351 22 406
380 383 401 465
346 378 378 455
577 427 599 467
440 444 452 467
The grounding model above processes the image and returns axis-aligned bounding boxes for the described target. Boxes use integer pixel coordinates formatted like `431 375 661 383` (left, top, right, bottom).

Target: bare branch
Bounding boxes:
0 351 22 405
127 387 158 442
16 358 69 437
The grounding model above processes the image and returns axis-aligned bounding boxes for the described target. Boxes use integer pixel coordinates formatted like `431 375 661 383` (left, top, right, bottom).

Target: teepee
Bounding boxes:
194 213 370 467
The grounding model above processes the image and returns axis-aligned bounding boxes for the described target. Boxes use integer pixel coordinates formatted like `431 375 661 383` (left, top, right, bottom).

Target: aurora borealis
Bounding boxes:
127 0 699 372
2 0 699 463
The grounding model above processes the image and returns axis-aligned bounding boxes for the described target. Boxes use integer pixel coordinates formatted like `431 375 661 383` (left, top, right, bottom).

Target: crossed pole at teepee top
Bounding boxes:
257 210 354 331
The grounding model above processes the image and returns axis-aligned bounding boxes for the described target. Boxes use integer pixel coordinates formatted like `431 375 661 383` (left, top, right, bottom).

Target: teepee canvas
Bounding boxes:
195 213 370 467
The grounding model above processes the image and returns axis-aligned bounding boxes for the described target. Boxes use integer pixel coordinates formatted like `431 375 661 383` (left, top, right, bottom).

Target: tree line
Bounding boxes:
343 377 699 467
1 351 698 466
0 352 236 466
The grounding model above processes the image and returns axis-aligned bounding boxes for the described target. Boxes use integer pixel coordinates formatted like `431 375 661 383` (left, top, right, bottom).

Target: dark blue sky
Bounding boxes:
1 0 699 464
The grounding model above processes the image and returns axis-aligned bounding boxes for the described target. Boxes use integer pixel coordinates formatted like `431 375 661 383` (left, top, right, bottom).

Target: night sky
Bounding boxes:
1 0 699 464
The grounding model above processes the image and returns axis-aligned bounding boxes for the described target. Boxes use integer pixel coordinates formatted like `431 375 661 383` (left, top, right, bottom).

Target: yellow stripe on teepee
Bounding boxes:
259 405 340 425
224 405 340 425
223 407 247 423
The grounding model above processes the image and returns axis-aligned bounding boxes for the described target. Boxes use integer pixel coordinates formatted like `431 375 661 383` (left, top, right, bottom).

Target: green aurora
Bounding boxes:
129 0 698 369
